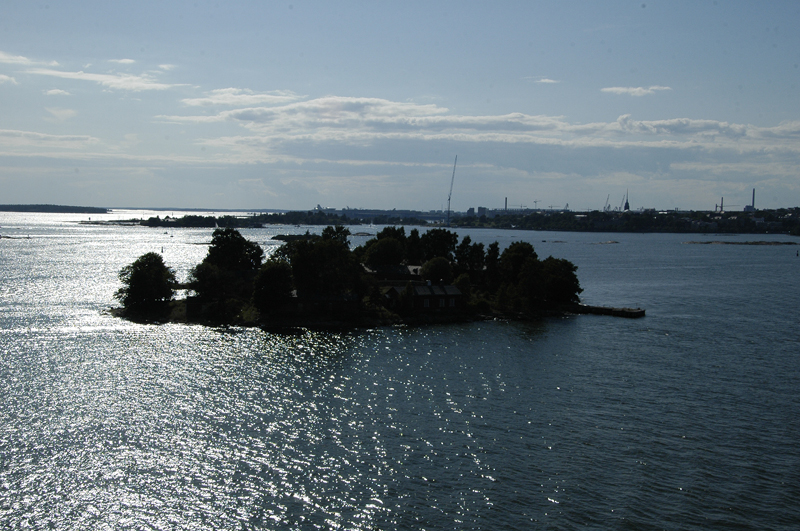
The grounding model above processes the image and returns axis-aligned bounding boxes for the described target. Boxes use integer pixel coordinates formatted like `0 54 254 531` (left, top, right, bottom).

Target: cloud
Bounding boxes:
44 108 77 122
181 88 304 107
0 50 58 66
155 95 800 188
26 68 183 91
536 78 560 84
0 129 99 150
601 85 672 96
614 114 747 138
109 59 136 64
0 74 17 85
44 89 71 96
159 64 176 71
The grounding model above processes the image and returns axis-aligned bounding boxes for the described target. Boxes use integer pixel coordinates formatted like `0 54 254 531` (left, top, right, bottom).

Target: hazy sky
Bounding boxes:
2 1 799 211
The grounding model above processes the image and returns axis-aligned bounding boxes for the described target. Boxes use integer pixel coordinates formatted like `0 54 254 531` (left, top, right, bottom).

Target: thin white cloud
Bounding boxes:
0 50 58 66
0 129 99 149
536 78 560 84
44 89 71 96
26 68 183 91
159 64 176 71
158 95 800 168
181 88 304 107
109 58 136 64
601 85 672 96
0 74 17 85
44 108 77 122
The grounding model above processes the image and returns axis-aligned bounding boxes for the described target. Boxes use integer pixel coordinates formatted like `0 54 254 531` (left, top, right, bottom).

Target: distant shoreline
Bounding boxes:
129 208 800 236
0 204 108 214
3 205 800 237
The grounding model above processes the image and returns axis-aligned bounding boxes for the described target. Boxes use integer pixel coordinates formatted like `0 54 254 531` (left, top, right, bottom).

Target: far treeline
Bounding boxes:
140 208 800 235
115 226 583 327
141 211 428 228
0 204 108 214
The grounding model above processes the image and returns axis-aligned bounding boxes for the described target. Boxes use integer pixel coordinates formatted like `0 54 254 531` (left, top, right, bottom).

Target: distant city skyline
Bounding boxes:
2 1 800 211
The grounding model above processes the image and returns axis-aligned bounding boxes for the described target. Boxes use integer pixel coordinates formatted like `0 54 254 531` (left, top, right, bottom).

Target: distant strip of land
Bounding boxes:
0 204 108 214
6 203 798 236
136 207 800 236
684 240 798 245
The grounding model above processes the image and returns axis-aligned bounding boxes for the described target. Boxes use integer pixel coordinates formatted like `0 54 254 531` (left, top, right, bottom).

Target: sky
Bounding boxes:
1 0 800 212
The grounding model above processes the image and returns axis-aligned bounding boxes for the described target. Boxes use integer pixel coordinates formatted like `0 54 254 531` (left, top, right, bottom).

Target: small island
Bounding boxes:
113 225 638 328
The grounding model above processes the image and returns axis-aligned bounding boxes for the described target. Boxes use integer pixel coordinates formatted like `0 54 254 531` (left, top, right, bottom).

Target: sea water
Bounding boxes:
1 212 799 530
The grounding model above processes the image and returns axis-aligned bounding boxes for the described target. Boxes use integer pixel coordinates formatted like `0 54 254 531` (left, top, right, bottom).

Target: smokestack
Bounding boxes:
505 197 508 210
752 188 755 209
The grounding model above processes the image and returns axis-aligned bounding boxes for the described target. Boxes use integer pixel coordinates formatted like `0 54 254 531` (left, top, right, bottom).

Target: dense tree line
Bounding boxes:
115 226 583 325
453 208 800 234
139 208 800 235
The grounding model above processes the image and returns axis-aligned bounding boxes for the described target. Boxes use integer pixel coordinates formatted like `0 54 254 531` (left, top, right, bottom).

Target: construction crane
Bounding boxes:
715 197 740 212
446 155 457 226
603 194 610 212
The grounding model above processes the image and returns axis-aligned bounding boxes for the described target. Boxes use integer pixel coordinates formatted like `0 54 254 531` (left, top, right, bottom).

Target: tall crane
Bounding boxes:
446 155 457 226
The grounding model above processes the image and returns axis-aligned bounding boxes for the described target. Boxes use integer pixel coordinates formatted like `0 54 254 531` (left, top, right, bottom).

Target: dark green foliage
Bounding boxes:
492 241 583 312
485 241 500 290
420 228 458 262
541 257 583 303
355 226 407 267
376 226 407 242
406 229 423 264
455 235 473 271
420 257 453 284
321 225 351 246
276 237 362 298
253 260 294 315
364 237 405 268
454 273 471 299
454 235 485 279
499 241 538 285
190 228 263 302
115 252 175 314
203 228 263 271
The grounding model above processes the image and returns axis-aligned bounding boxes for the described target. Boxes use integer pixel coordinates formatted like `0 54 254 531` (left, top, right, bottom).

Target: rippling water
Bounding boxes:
1 212 799 529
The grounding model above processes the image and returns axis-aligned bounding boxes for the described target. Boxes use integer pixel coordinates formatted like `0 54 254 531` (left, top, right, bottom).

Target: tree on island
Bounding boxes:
364 237 405 268
189 228 264 319
115 252 176 315
420 256 454 284
252 260 294 316
540 257 583 304
493 241 583 312
274 225 362 299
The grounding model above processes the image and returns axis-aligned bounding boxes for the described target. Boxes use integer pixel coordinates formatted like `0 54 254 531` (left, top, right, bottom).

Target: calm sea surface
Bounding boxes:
1 211 799 530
